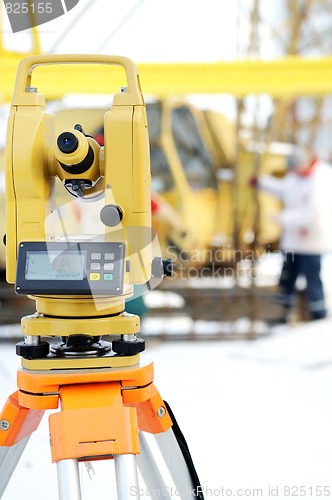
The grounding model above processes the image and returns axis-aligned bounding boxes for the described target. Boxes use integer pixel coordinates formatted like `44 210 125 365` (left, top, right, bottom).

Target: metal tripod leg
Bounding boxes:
137 432 172 500
57 459 82 500
0 436 30 498
137 430 198 500
156 429 195 498
56 455 139 500
114 454 140 500
0 391 45 498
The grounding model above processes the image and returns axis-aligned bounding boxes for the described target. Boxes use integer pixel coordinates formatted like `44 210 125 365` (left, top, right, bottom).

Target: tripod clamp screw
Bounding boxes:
0 420 10 431
112 334 145 355
16 338 50 359
157 406 166 418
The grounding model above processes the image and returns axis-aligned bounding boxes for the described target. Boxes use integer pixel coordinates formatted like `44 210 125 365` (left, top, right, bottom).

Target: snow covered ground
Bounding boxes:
1 319 332 499
1 254 332 498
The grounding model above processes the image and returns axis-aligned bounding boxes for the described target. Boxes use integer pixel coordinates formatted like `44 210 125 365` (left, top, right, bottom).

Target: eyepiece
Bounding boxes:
57 132 79 154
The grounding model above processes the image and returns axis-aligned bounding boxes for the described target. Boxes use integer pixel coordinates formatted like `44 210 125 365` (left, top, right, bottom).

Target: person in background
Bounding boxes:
254 146 332 321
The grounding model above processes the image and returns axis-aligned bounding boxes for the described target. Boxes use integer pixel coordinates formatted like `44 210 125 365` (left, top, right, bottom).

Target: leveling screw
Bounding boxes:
0 420 10 431
157 406 166 418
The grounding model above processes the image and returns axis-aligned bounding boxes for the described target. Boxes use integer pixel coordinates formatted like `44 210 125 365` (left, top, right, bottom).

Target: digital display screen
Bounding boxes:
25 251 86 281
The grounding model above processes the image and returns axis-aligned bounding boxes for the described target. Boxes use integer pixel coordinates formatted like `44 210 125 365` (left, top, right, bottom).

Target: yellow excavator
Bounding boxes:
0 95 295 274
49 102 215 266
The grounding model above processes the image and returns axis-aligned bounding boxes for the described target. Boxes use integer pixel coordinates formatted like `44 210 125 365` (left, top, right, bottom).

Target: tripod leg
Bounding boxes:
123 382 203 498
0 436 30 497
57 459 81 500
114 454 140 500
156 429 195 498
0 391 44 497
137 432 172 500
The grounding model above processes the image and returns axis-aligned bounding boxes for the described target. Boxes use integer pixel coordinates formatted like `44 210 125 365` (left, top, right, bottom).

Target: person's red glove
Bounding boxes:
151 198 159 214
94 133 104 146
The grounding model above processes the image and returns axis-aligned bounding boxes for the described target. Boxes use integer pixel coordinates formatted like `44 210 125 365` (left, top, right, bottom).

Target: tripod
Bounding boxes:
0 302 204 500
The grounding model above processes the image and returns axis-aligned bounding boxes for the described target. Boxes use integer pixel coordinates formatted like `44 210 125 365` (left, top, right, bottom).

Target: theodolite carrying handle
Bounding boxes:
6 53 150 285
12 54 144 106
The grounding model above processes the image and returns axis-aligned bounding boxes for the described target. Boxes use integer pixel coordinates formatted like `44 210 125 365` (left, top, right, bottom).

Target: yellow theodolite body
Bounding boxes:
4 54 155 370
6 54 151 287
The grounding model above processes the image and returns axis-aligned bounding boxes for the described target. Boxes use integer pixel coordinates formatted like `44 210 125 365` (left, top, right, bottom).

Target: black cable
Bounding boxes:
164 401 205 500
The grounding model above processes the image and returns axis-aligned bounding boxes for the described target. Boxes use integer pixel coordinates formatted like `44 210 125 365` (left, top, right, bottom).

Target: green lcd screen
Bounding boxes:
25 251 87 281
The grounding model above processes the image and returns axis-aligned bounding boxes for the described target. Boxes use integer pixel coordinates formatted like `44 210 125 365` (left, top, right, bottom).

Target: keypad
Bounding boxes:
88 249 118 284
86 244 123 293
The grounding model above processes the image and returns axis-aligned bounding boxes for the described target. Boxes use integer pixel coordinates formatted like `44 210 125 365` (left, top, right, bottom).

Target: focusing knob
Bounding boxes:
100 204 123 227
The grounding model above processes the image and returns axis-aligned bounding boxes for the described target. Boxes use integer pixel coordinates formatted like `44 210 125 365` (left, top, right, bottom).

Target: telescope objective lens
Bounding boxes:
57 132 79 154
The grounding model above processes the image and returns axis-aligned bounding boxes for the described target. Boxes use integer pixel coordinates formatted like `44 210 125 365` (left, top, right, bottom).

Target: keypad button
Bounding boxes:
89 273 101 281
104 273 113 281
104 263 114 271
104 253 115 261
91 253 102 260
90 263 101 271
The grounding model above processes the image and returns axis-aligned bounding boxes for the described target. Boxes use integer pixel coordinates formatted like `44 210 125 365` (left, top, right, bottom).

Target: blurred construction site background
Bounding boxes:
1 0 332 337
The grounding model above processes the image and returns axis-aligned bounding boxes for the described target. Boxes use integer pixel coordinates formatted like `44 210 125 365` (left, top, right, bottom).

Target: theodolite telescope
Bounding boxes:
54 124 103 198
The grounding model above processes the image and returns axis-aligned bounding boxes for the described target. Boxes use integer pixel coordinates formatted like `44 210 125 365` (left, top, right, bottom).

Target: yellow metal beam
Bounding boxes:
138 57 332 97
1 55 332 101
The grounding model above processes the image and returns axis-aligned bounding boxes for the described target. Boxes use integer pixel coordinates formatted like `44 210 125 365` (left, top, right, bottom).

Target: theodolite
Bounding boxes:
5 54 157 366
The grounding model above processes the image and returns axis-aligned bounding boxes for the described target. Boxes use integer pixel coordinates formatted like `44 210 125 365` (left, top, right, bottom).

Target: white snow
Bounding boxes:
1 319 332 499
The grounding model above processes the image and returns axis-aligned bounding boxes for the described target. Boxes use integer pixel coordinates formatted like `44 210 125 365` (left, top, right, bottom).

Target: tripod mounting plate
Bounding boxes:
22 311 140 337
21 353 140 371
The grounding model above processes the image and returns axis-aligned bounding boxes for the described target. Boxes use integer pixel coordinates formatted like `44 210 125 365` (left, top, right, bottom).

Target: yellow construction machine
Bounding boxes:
0 97 289 273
